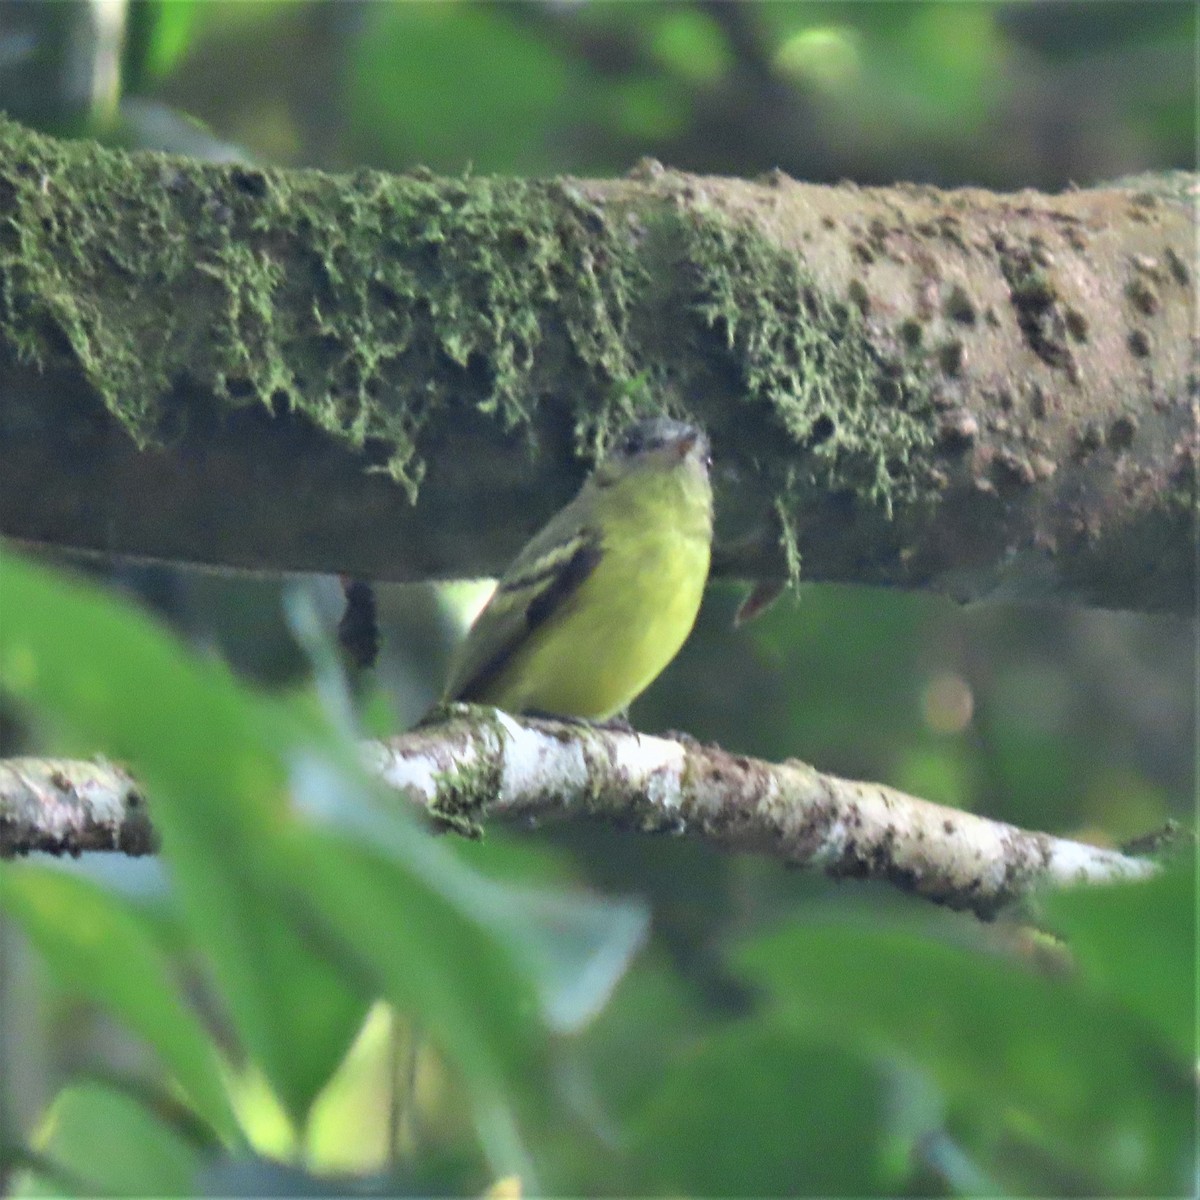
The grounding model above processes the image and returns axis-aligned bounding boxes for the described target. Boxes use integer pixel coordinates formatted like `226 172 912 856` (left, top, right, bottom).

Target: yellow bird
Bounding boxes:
443 417 713 719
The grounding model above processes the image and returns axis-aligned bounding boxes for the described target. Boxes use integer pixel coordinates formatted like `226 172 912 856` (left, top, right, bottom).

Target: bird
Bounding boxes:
442 416 713 720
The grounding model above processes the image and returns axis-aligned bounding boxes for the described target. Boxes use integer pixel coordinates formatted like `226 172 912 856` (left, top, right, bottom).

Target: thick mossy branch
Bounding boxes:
0 119 930 591
0 118 927 517
0 119 1194 611
1 119 654 498
676 210 936 514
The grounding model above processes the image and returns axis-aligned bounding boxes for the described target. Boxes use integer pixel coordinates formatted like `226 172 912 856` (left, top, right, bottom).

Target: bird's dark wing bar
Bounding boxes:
495 536 589 596
449 532 603 703
524 535 602 632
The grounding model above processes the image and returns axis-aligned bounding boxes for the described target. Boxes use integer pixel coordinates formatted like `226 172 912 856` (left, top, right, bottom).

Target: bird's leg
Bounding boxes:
522 708 636 733
594 710 635 734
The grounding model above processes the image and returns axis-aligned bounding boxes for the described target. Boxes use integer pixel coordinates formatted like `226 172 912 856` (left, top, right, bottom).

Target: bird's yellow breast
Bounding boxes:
478 463 712 719
486 526 709 719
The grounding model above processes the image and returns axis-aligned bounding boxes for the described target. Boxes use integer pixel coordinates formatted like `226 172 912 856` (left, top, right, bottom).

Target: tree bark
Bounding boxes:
0 712 1159 921
0 117 1193 611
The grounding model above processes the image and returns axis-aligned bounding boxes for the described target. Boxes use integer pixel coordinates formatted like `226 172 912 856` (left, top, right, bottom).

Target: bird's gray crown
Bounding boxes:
612 417 707 460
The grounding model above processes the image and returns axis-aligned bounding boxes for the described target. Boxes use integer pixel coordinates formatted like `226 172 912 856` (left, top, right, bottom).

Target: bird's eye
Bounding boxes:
621 432 644 456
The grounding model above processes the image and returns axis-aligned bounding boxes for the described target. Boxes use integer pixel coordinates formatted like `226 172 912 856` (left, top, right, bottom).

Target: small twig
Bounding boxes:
1 710 1163 920
387 1013 420 1169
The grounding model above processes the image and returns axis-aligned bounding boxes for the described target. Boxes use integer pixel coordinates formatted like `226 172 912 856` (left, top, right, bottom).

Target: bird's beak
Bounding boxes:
674 431 699 459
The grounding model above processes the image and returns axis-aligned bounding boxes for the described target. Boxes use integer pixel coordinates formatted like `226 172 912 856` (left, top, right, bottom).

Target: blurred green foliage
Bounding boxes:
740 914 1191 1194
1 554 1192 1194
19 1081 204 1197
1 1 1195 1195
349 4 573 174
112 0 1194 183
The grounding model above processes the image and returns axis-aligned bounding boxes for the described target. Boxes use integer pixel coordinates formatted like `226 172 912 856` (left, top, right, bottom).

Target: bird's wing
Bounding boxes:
445 506 603 703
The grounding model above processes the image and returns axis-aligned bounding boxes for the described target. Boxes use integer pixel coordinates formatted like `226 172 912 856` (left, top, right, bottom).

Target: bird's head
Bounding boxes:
596 417 711 487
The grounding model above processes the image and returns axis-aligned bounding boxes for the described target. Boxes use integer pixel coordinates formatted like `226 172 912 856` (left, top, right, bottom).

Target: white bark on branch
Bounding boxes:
0 757 157 856
1 709 1159 919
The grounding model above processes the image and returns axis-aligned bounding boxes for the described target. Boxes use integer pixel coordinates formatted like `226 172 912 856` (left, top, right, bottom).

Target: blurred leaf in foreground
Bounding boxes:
0 551 645 1180
737 912 1192 1194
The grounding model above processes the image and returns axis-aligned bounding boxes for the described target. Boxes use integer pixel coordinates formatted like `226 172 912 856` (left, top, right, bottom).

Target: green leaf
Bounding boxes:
224 890 371 1127
632 1027 902 1194
123 0 199 92
15 1082 201 1197
0 551 645 1173
291 756 649 1038
1042 851 1195 1059
348 4 572 174
0 864 239 1144
289 830 538 1176
0 554 388 1125
282 744 641 1176
738 919 1193 1194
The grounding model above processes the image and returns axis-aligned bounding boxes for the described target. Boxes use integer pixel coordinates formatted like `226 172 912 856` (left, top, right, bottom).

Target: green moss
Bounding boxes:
0 118 648 499
663 203 936 557
426 706 512 836
1 117 937 549
773 493 803 584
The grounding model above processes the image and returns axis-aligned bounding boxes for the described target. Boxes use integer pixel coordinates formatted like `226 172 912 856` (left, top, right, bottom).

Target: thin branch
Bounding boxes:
0 757 157 856
1 711 1162 919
